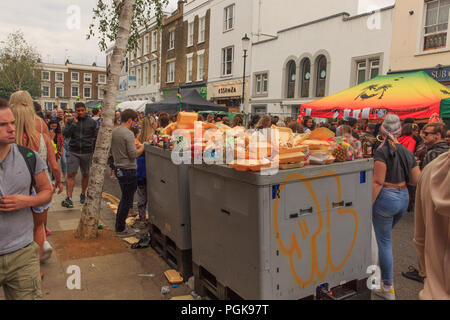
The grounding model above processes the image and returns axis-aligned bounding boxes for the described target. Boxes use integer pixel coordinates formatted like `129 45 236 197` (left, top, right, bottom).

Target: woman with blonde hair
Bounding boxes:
9 91 63 277
139 115 158 144
133 115 158 228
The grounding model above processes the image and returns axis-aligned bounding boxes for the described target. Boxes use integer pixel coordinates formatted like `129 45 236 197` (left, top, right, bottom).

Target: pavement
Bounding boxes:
1 172 424 300
0 175 194 301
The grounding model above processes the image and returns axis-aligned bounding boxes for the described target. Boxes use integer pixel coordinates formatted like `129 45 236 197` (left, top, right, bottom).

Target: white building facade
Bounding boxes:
206 0 254 112
249 0 395 118
105 47 129 103
127 15 165 102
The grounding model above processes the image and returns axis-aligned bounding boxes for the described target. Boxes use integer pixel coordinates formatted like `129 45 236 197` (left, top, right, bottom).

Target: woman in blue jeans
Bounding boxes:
372 114 420 300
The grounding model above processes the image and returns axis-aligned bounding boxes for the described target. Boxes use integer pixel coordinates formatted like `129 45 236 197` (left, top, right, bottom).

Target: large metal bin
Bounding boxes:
145 144 191 250
189 159 374 300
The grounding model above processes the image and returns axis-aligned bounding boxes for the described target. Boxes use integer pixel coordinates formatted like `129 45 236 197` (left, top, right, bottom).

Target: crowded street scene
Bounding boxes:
0 0 449 309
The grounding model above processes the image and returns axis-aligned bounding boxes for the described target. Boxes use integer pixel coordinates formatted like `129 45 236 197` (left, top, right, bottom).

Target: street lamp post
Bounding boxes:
241 33 250 114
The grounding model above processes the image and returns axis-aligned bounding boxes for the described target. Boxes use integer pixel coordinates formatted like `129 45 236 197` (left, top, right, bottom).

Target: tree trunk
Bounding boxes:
75 0 137 240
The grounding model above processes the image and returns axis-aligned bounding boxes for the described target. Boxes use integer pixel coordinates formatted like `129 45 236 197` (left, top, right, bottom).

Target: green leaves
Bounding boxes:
88 0 168 53
0 31 41 99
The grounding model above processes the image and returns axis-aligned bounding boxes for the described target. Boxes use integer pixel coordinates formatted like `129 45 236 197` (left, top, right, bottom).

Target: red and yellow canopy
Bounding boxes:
300 71 450 120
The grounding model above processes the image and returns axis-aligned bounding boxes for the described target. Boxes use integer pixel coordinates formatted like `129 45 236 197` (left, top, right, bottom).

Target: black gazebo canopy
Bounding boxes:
145 88 227 115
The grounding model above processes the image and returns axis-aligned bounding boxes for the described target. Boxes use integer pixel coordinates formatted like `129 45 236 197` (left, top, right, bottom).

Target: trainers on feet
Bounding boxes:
373 285 396 300
61 197 74 208
41 241 53 263
115 227 137 238
80 193 86 204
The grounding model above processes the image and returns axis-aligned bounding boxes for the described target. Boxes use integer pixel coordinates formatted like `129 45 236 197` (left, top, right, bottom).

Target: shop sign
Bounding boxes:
218 86 237 95
425 66 450 82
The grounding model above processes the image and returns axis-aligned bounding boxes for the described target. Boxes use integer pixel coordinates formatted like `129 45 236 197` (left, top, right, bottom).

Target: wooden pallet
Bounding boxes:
149 223 193 279
192 262 243 300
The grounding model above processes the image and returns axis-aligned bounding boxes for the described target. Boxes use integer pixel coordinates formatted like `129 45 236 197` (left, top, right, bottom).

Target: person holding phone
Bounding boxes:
62 102 98 208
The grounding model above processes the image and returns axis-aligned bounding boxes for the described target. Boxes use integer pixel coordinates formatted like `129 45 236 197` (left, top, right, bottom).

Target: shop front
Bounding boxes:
207 79 247 112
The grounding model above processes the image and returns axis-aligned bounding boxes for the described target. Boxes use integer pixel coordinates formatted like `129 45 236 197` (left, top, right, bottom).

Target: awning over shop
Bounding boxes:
85 100 102 110
116 100 149 113
300 71 450 120
440 98 450 119
145 88 227 115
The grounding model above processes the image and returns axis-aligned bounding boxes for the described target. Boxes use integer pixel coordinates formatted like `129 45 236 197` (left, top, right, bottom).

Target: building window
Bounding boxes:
370 60 380 79
255 73 268 95
144 35 149 55
197 53 205 81
84 87 91 99
186 56 193 83
56 87 63 98
42 86 50 97
55 72 64 82
315 55 327 97
130 68 136 88
99 74 106 84
169 31 175 50
137 68 141 87
300 58 311 98
152 30 158 52
224 5 234 31
167 61 175 83
84 73 92 83
199 16 206 43
355 58 380 85
42 71 50 81
72 72 79 82
188 22 194 47
424 0 450 50
137 38 142 57
252 106 267 115
44 102 54 111
98 88 104 99
144 64 149 85
71 86 79 97
222 46 234 76
286 60 296 99
151 63 157 84
357 61 367 84
125 57 129 72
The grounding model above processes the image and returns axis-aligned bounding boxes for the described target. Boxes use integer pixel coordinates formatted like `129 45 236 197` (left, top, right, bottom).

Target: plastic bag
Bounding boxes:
309 152 331 165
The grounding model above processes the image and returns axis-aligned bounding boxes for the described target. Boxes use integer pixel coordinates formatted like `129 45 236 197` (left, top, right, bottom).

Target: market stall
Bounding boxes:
145 88 227 115
441 98 450 128
144 111 375 299
144 144 193 279
300 71 450 120
116 100 149 113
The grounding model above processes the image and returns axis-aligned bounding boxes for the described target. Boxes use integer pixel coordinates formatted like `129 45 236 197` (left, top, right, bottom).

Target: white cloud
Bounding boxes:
0 0 179 67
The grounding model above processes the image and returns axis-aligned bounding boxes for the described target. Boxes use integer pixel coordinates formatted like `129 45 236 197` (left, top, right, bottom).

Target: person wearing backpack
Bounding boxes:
0 99 53 299
9 91 63 278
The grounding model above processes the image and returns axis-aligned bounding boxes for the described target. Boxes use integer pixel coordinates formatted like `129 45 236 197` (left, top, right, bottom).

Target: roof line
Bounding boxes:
253 5 395 46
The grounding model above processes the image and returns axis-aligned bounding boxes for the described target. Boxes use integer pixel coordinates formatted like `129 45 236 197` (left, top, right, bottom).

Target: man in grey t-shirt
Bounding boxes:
111 109 144 237
0 103 53 300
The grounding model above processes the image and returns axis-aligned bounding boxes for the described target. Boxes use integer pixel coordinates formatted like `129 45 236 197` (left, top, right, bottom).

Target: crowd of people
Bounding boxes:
0 90 449 300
